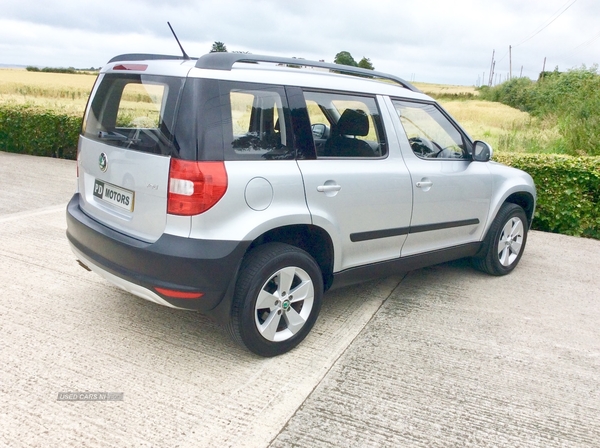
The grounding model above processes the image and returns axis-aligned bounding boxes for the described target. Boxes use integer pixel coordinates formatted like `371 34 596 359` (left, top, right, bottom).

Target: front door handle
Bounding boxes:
416 178 433 192
416 181 433 188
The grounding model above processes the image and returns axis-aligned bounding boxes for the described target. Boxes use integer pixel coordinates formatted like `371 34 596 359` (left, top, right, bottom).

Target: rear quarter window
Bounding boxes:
225 83 294 160
172 79 295 162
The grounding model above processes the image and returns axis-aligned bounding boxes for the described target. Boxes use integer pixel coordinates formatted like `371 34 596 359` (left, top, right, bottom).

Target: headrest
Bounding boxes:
337 109 369 137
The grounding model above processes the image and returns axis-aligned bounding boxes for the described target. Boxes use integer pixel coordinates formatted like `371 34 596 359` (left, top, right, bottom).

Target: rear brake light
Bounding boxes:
167 159 228 215
113 64 148 71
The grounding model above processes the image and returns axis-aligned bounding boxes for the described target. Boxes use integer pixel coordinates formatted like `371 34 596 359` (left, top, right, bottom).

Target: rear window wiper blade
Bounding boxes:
98 131 128 141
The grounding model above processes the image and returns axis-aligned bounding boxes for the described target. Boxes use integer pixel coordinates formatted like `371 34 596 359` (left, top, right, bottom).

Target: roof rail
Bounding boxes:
107 54 194 63
195 53 421 93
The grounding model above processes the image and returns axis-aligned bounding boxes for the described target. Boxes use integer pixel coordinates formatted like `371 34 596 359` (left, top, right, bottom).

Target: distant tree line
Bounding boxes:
333 51 374 70
26 66 99 74
210 42 228 53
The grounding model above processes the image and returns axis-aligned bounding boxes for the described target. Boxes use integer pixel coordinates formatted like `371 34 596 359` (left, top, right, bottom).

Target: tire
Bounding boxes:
472 203 528 276
226 243 323 357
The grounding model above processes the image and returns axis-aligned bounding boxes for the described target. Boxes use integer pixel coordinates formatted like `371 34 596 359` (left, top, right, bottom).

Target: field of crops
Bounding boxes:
0 69 95 114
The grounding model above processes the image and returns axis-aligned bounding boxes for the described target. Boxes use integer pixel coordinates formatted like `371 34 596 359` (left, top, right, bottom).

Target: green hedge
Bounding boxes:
478 67 600 156
494 153 600 239
0 104 81 159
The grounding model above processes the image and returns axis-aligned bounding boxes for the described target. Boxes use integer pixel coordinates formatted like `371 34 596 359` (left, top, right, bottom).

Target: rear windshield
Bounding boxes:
83 73 184 156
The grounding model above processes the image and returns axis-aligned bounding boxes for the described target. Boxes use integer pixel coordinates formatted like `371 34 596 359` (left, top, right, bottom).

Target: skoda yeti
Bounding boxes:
66 53 536 356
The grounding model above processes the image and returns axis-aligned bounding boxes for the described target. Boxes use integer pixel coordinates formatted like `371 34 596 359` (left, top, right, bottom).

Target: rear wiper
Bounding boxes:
98 131 141 145
98 131 127 141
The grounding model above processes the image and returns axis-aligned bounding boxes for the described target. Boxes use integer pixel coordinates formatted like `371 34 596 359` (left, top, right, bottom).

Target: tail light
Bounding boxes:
167 159 228 216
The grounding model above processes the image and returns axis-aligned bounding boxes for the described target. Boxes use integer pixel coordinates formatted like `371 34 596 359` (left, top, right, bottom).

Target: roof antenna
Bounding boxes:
167 22 190 60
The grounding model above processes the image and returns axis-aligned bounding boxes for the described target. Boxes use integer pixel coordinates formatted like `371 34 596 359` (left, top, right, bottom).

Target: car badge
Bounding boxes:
99 153 108 172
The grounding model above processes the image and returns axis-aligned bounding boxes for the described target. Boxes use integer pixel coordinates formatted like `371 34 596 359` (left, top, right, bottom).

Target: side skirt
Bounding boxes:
329 242 482 291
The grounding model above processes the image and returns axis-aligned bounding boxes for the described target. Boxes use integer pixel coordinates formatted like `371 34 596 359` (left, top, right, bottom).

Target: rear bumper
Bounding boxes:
66 194 250 314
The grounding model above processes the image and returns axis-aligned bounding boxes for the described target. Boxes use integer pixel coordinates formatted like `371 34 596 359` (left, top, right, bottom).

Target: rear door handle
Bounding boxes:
416 181 433 188
317 185 342 193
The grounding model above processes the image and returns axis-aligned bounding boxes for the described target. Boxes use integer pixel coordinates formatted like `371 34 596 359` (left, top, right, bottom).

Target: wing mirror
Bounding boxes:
311 123 328 139
472 140 493 162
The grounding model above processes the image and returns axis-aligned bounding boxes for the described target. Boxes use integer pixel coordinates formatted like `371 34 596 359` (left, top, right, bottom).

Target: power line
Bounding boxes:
571 29 600 51
554 27 600 58
513 0 579 48
496 50 509 64
497 0 578 64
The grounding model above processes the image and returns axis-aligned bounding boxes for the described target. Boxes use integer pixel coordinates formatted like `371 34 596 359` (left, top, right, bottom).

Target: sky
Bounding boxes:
1 0 598 86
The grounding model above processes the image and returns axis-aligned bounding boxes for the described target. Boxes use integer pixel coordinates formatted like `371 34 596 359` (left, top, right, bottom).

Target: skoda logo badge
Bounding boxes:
99 153 108 172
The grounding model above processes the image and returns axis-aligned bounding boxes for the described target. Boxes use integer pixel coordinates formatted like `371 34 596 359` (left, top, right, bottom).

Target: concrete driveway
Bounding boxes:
1 151 599 447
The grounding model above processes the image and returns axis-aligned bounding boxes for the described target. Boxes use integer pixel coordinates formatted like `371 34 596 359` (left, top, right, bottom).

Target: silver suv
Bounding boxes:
66 53 536 356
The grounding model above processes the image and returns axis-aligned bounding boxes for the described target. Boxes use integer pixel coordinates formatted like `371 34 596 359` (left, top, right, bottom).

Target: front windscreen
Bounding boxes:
82 73 185 156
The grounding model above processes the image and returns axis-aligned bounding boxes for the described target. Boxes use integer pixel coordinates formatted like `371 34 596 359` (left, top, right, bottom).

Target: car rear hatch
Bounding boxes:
77 66 188 242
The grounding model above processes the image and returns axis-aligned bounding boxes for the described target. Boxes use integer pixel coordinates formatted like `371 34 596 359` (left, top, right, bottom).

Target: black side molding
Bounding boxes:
351 227 410 243
350 219 480 243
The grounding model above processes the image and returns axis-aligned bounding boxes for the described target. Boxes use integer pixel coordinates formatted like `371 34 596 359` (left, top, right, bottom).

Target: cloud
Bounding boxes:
2 0 599 84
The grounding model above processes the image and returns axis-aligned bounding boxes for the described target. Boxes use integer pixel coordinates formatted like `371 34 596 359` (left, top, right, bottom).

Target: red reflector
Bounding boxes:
168 159 228 216
155 287 204 299
113 64 148 71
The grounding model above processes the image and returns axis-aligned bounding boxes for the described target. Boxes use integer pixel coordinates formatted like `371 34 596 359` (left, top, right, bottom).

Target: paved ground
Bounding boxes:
1 151 599 447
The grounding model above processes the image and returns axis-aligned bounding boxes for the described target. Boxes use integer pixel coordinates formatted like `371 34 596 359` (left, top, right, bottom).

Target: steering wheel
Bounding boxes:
409 136 442 158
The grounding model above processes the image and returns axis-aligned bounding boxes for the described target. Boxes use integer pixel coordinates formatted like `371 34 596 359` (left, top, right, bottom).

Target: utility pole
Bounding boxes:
509 45 512 80
541 57 547 80
520 66 523 78
488 50 495 87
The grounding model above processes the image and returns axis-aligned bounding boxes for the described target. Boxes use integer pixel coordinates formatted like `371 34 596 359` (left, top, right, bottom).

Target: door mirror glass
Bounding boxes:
472 140 493 162
311 123 327 139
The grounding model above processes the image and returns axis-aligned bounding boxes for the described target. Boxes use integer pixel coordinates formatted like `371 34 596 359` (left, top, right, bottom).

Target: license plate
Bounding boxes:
93 179 135 212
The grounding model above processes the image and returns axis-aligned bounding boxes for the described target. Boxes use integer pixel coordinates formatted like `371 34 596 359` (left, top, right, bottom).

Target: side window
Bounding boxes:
303 91 386 158
227 85 293 160
393 100 468 160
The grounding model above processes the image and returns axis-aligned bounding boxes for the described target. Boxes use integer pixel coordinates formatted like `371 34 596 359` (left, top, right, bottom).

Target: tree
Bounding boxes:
210 42 228 53
358 57 374 70
334 51 358 67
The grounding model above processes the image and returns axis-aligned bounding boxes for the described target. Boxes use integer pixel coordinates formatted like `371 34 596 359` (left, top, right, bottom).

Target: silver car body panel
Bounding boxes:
298 155 413 272
297 95 413 272
381 96 493 256
486 162 537 228
188 161 310 241
77 136 172 242
399 156 492 256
